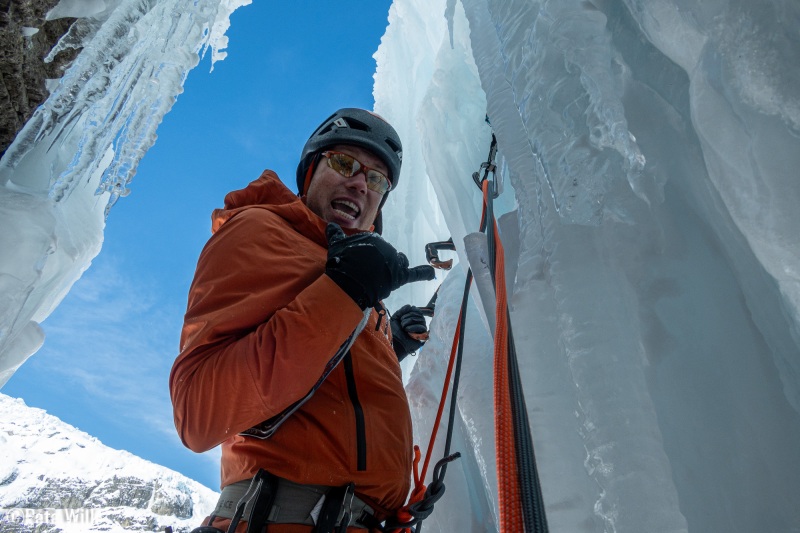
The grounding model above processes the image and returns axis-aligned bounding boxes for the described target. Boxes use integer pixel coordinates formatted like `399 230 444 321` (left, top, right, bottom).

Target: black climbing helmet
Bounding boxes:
296 108 403 196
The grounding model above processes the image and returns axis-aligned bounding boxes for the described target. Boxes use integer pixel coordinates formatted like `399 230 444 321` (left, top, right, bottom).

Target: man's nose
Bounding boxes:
346 169 369 194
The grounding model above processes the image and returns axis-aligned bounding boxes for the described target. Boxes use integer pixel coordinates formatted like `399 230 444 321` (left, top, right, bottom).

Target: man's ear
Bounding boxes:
372 211 383 234
301 153 321 196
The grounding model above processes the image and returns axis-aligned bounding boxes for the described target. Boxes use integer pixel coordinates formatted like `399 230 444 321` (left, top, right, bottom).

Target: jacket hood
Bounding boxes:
211 170 373 240
211 170 329 243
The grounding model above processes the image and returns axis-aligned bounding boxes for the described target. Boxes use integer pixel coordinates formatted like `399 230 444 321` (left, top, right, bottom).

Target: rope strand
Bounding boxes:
392 131 549 533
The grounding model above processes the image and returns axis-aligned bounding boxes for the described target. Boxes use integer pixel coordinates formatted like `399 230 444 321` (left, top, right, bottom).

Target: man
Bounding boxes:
170 108 434 532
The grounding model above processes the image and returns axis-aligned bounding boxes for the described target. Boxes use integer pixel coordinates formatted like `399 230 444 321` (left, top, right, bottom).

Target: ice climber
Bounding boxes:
170 108 435 532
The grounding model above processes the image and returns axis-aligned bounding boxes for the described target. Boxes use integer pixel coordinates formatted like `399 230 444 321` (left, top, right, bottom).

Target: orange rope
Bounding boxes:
421 318 462 481
394 180 512 531
395 446 425 528
485 179 524 530
395 307 464 529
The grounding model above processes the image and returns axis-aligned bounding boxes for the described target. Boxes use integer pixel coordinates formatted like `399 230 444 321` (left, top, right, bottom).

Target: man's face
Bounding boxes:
305 144 388 231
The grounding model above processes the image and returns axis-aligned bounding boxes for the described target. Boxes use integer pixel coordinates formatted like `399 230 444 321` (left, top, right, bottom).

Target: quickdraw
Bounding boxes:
472 134 499 199
425 238 456 270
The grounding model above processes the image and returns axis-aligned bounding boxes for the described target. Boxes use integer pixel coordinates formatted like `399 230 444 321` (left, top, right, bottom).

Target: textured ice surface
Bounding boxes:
0 0 250 386
377 0 800 531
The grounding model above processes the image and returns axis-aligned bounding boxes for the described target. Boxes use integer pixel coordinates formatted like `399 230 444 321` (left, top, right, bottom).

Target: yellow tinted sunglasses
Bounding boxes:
321 151 392 195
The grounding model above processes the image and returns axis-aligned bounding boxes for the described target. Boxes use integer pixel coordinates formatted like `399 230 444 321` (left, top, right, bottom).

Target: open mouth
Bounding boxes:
331 200 360 221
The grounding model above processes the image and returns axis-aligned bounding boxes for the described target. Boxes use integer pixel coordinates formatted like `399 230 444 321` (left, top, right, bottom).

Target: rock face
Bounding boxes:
0 0 78 156
0 393 218 532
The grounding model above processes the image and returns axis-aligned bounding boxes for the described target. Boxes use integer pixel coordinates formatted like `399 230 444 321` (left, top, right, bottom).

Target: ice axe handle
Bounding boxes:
408 306 435 341
409 331 430 342
408 306 435 342
418 306 435 317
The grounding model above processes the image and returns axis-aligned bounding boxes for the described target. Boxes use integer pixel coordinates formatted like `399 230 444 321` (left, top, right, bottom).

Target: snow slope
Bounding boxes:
0 393 218 532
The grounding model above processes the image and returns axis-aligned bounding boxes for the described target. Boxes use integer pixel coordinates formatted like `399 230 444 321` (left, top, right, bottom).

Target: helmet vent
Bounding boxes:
386 138 402 158
344 118 370 132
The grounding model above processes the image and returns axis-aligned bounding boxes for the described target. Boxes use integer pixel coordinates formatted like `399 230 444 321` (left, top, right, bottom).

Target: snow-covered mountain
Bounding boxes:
0 393 217 532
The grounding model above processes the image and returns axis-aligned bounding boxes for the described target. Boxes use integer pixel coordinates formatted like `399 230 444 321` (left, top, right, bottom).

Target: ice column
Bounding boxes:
0 0 251 386
379 0 800 531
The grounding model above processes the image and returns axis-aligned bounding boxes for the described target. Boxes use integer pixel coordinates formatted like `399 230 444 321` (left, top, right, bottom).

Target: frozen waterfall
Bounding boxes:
0 0 251 386
378 0 800 531
1 0 799 531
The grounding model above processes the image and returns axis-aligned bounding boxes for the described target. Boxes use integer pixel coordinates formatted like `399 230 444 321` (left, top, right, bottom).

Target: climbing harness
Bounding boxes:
390 130 549 533
187 469 278 533
193 470 382 533
225 469 277 533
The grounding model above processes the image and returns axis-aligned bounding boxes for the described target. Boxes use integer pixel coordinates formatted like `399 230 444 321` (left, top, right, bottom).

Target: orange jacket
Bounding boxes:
170 171 412 519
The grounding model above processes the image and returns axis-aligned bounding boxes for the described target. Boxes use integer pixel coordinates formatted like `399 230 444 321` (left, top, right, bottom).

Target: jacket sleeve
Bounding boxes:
169 208 364 452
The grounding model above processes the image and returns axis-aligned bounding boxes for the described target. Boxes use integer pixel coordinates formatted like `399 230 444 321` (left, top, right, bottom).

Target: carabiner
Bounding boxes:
425 238 456 270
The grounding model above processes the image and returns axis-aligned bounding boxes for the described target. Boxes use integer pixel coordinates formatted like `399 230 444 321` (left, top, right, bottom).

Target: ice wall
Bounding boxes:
377 0 800 531
0 0 251 386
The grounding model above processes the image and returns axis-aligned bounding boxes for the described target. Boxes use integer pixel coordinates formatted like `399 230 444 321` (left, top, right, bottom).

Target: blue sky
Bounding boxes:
3 1 394 491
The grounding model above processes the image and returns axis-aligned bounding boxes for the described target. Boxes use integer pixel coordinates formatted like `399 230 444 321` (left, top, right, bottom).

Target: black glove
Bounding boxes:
390 304 428 361
325 223 435 309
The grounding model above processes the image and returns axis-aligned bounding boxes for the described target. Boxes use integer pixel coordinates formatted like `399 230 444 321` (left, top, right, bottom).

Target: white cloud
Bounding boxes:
37 256 183 445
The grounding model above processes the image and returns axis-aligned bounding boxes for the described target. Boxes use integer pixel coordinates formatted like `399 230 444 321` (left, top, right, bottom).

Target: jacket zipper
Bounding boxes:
343 351 366 471
374 302 386 332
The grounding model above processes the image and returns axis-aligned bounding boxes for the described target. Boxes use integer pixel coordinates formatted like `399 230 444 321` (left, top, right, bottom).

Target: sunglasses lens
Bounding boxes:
325 151 391 195
328 153 357 177
366 171 391 194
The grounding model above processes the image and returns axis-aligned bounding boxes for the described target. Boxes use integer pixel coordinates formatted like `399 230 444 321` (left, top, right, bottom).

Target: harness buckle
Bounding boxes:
336 483 356 533
315 482 357 533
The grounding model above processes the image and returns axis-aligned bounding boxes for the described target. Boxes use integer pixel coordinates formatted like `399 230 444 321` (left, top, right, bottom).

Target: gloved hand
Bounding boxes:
390 305 429 361
325 223 435 309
